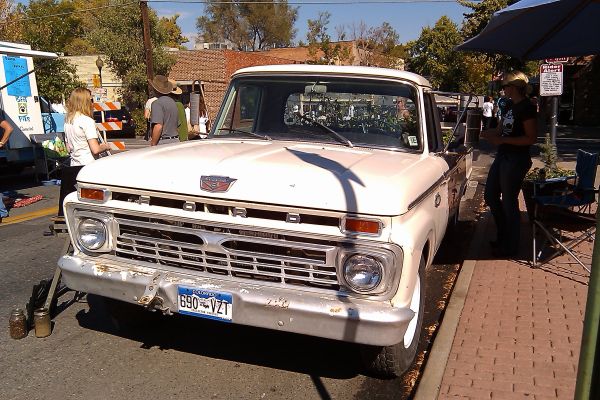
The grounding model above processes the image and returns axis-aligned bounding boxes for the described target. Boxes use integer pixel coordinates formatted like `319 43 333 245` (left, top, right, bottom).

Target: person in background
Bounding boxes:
198 112 209 137
496 89 512 119
168 79 188 142
482 96 494 129
57 87 111 217
0 109 14 221
184 102 192 132
481 71 537 258
149 75 179 146
144 91 157 141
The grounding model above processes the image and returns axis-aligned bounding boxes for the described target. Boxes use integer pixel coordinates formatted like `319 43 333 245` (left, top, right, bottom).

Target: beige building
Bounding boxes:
63 55 122 101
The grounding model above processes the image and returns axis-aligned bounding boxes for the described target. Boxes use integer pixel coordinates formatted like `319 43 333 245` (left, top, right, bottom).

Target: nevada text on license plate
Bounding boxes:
177 286 233 322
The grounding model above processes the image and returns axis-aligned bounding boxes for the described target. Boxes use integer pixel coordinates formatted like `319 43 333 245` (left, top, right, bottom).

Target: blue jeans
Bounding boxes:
0 194 8 218
484 152 532 254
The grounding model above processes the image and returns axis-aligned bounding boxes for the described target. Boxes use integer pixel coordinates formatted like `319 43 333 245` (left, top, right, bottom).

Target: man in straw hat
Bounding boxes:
149 75 179 146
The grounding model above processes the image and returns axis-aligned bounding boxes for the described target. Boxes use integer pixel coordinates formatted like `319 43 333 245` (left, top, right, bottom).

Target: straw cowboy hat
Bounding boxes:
168 79 182 95
149 75 174 95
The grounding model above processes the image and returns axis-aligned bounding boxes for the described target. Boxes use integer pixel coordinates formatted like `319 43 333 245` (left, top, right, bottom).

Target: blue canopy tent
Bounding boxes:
456 0 600 60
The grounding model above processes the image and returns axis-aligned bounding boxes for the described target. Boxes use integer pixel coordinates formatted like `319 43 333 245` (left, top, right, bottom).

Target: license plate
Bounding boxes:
177 286 233 322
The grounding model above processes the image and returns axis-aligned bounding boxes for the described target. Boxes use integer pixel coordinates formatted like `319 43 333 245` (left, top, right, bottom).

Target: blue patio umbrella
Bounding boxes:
456 0 600 60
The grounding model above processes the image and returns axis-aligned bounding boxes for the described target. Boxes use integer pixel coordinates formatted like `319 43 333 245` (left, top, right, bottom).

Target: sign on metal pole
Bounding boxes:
540 64 563 97
545 57 569 64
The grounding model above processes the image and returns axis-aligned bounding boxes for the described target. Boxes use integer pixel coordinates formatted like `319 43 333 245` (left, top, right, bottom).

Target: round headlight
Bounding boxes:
78 218 107 250
343 254 383 292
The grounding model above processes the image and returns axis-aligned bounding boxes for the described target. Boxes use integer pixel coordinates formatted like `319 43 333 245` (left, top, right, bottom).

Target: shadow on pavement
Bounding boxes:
76 294 363 380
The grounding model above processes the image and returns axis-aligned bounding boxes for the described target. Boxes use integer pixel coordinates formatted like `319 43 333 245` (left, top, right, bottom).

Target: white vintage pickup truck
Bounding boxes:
58 65 472 377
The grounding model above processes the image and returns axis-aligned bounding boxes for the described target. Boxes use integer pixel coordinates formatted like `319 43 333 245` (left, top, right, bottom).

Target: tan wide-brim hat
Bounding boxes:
149 75 174 95
168 79 182 95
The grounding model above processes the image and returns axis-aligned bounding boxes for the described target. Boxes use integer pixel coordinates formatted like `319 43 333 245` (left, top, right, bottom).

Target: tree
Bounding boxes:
86 4 175 108
406 16 464 90
158 15 189 49
0 0 23 41
350 21 406 68
197 0 297 51
305 12 351 65
459 0 537 79
36 59 83 103
20 0 83 53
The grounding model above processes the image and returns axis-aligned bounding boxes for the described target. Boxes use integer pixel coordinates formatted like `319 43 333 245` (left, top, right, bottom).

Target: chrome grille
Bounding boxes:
113 214 341 291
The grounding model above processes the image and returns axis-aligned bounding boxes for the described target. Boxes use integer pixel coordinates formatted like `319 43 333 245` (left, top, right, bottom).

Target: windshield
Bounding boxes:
211 76 421 151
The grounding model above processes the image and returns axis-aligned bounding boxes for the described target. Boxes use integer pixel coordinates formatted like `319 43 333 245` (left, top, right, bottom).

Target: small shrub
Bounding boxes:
130 108 147 137
526 136 574 181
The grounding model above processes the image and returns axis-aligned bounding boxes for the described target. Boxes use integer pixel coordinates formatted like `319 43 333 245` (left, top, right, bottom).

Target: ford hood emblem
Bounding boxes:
200 176 237 193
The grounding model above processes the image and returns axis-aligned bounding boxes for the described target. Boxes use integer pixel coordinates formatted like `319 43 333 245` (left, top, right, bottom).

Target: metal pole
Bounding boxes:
140 0 154 93
549 96 558 149
574 207 600 399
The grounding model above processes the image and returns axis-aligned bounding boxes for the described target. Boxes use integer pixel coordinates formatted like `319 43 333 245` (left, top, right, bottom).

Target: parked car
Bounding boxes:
93 106 136 139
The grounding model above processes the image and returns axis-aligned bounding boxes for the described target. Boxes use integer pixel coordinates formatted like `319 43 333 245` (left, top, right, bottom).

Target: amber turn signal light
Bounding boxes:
80 188 106 201
344 218 381 235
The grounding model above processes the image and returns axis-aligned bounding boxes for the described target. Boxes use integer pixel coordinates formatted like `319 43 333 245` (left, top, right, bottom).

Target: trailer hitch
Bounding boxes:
137 272 163 307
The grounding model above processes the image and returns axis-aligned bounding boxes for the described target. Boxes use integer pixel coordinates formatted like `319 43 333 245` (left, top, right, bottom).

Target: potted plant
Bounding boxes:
522 136 575 219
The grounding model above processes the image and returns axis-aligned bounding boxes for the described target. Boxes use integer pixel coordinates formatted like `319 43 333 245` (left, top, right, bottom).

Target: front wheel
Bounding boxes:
360 255 425 378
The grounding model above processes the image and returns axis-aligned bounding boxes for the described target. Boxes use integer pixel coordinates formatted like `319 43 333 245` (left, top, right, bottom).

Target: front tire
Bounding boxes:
360 255 425 378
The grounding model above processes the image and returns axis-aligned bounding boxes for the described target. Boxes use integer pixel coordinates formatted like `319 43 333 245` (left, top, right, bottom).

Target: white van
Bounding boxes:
0 41 58 171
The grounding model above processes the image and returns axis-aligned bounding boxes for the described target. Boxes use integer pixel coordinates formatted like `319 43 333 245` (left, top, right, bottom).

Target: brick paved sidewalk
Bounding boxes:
438 196 592 399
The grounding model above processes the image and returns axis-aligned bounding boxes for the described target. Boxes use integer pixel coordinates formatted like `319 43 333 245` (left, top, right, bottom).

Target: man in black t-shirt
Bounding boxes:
481 72 537 257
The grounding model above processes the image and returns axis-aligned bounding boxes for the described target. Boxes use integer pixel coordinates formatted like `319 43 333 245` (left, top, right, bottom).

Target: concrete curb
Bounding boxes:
413 211 491 400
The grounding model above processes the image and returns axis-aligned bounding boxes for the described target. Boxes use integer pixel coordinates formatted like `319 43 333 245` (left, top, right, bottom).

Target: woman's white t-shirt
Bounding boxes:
482 101 494 118
64 113 99 166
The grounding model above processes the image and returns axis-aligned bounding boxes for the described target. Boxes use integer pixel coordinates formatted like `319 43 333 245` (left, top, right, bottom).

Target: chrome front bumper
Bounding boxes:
59 254 413 346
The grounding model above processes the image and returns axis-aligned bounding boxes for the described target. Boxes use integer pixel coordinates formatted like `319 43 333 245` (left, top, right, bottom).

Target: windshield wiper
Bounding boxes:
295 112 353 148
217 127 272 141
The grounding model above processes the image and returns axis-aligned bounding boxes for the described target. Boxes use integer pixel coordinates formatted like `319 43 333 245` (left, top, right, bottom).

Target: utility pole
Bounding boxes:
140 0 154 94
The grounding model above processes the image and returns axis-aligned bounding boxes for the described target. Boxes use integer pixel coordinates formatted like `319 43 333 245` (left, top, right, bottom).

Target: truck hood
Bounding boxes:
78 140 445 216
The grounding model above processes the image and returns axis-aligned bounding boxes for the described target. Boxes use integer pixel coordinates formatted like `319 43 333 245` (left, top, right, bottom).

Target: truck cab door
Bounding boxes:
424 92 470 232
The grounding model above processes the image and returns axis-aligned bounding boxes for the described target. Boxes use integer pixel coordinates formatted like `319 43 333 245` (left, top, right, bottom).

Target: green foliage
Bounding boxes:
526 136 573 180
0 0 23 41
353 22 406 68
459 0 538 83
36 58 83 103
130 107 147 137
20 0 83 53
197 0 298 51
158 15 189 49
406 16 464 90
305 12 351 65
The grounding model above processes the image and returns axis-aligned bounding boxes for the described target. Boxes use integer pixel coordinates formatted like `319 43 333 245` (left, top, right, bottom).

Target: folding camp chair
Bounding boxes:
532 149 599 272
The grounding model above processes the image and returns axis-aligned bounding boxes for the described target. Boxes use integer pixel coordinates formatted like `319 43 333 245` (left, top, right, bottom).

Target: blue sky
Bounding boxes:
151 1 470 49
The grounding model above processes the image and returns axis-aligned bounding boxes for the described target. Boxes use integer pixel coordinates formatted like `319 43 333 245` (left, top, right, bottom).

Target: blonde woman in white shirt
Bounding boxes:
57 87 110 217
